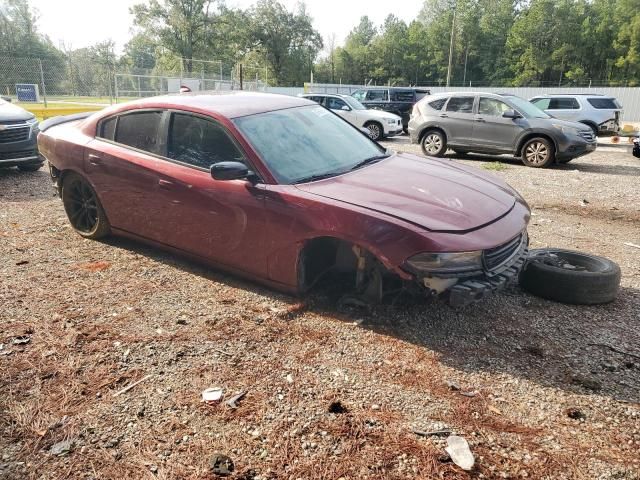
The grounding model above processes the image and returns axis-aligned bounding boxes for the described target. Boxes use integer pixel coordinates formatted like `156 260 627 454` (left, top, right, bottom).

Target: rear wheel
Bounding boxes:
521 137 555 167
17 163 43 172
421 130 447 157
364 121 383 141
62 172 111 239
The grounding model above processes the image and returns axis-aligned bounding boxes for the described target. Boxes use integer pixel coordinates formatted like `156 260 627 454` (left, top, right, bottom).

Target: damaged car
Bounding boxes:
38 92 530 307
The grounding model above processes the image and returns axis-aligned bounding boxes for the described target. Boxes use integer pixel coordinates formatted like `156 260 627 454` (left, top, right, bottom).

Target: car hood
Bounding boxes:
537 117 591 130
0 101 35 122
295 153 517 232
364 108 401 121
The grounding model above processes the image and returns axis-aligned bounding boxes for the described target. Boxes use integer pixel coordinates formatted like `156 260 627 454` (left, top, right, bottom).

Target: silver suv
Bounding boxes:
408 92 596 168
529 94 622 135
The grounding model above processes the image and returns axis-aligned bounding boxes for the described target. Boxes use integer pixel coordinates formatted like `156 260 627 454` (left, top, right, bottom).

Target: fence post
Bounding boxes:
38 58 48 107
239 64 243 90
114 74 119 103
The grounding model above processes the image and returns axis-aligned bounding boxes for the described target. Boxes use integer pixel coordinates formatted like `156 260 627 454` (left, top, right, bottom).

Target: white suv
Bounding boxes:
301 93 403 141
529 94 622 136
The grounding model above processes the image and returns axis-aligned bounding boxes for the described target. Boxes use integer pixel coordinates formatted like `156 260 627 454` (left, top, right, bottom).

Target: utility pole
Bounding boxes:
446 4 456 87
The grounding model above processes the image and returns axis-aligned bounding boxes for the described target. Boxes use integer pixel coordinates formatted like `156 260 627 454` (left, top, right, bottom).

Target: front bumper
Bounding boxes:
0 123 41 168
383 120 403 137
556 134 596 161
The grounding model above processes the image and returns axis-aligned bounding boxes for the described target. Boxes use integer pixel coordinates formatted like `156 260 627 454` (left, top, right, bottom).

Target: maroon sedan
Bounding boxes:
38 92 530 307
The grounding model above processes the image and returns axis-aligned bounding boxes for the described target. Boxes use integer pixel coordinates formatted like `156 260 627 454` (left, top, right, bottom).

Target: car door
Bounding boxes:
325 97 357 126
441 95 476 145
472 97 525 151
85 110 170 241
156 111 267 276
534 97 580 122
365 89 389 111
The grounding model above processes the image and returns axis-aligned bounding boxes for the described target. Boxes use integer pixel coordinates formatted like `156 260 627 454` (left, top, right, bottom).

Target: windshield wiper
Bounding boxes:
293 171 344 184
350 154 390 171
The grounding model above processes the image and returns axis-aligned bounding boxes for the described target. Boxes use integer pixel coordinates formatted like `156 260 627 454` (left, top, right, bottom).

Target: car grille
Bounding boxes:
0 149 36 160
483 233 524 271
0 126 30 143
578 131 595 142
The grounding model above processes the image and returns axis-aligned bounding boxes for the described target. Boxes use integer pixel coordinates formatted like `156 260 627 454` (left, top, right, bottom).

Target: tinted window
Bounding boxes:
531 98 550 109
548 97 579 109
392 90 414 102
352 90 365 101
478 98 511 116
428 98 447 110
587 98 619 109
305 96 323 104
99 117 117 140
326 97 347 110
115 111 163 154
446 96 474 113
168 113 244 169
366 90 388 101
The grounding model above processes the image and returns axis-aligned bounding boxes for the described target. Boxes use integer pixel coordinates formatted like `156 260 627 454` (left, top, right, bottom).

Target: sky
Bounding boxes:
30 0 422 53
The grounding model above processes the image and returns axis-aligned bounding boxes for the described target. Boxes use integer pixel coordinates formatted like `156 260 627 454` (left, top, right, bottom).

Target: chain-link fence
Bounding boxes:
0 55 270 105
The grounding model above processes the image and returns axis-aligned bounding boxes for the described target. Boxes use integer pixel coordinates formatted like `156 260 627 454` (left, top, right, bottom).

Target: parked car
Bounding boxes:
38 92 530 307
301 93 402 140
408 92 596 167
0 97 42 172
351 87 430 132
529 94 622 136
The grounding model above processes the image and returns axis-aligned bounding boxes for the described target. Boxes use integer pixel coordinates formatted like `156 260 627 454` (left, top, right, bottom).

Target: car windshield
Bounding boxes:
343 96 366 110
234 105 387 184
506 96 550 119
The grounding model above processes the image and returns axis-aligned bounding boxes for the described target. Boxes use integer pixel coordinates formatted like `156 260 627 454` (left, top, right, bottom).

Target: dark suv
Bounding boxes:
0 97 42 172
351 87 430 132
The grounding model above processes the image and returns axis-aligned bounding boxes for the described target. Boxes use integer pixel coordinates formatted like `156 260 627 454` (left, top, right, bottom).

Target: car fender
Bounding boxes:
417 122 450 141
514 128 560 155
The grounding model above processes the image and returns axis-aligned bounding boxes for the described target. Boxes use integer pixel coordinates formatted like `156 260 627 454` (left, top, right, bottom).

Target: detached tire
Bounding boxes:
62 172 111 239
520 249 620 305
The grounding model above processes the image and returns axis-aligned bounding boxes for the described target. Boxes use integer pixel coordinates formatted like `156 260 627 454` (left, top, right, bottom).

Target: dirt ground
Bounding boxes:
1 143 639 480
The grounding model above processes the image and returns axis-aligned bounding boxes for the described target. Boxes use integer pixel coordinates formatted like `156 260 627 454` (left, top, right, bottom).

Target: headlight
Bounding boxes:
552 124 581 135
406 251 483 273
385 118 397 124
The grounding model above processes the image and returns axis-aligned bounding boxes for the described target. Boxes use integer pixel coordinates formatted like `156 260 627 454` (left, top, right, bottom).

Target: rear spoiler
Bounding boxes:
39 111 94 132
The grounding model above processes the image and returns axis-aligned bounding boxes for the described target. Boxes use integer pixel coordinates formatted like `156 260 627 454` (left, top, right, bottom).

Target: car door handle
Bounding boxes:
158 179 173 189
87 153 102 165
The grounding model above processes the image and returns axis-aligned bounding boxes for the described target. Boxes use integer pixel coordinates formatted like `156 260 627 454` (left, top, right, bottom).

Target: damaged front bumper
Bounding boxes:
410 231 529 308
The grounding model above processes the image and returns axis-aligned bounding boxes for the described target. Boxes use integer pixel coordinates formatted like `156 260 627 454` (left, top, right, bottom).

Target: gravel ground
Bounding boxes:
1 143 639 480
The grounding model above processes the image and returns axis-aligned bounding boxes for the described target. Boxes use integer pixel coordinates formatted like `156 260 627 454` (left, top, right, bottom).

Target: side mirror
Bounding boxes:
341 105 351 111
211 161 253 181
503 109 522 119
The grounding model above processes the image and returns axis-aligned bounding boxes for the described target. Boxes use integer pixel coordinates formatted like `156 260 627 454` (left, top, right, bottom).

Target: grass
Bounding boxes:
482 161 509 171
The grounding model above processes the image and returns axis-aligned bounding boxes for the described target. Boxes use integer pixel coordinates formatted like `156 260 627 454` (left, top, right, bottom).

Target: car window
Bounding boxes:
114 111 163 154
531 98 550 110
446 96 475 113
99 117 117 140
352 90 365 101
391 90 414 102
366 90 388 101
478 97 511 116
306 96 323 104
587 98 619 109
168 113 245 169
326 97 347 110
428 98 447 110
416 90 430 100
548 97 580 109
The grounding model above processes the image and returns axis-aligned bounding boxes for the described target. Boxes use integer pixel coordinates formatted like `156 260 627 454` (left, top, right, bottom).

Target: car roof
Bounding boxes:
120 91 313 119
531 93 614 98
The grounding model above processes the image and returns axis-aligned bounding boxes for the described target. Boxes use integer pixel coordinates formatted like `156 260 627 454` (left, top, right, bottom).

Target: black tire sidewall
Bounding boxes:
62 172 110 239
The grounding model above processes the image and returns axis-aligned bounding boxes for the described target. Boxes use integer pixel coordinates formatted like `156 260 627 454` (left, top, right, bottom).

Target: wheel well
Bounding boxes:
579 120 598 131
297 237 359 292
516 133 557 157
418 126 446 143
363 120 382 128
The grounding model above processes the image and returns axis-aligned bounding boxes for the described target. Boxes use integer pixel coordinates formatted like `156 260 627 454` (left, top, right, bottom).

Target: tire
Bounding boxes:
519 248 621 305
364 121 383 141
61 172 111 239
521 137 555 167
421 130 447 157
18 163 44 172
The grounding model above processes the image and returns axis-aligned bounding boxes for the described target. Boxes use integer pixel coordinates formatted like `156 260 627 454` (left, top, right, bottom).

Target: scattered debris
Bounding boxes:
579 199 589 207
49 439 74 456
202 387 224 403
566 408 586 420
210 453 234 476
445 435 475 471
623 242 640 250
214 348 233 357
226 390 247 409
112 374 154 397
286 373 294 383
446 380 461 391
488 405 503 415
15 260 29 266
459 390 479 398
328 401 348 414
12 336 31 345
76 261 111 272
412 428 452 437
176 317 188 325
